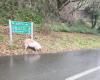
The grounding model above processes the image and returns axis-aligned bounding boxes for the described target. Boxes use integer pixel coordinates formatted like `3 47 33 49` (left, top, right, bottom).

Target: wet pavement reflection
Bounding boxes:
0 49 100 80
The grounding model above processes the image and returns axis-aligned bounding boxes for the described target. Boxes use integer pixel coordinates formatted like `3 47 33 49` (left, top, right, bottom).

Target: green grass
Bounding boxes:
36 32 100 53
0 32 100 56
0 20 100 55
42 21 99 35
50 23 70 32
73 36 100 48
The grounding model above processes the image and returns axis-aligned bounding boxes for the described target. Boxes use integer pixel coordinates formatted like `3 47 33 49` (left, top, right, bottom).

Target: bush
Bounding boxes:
0 8 44 25
46 21 99 34
97 26 100 33
38 23 52 35
69 20 98 34
50 22 70 32
15 9 43 24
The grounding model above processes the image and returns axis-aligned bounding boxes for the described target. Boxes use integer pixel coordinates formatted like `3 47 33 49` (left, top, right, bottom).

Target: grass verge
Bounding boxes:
0 32 100 56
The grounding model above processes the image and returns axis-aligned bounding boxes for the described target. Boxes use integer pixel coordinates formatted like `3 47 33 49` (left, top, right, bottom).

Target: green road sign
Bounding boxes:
11 21 32 34
9 20 33 46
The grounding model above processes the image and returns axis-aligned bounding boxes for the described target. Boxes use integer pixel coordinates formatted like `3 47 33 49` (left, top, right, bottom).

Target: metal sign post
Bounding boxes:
9 20 13 46
31 22 33 39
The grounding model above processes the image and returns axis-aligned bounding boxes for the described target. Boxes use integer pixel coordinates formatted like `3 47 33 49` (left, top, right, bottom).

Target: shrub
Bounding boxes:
50 22 70 32
0 8 44 25
70 20 98 34
14 9 44 24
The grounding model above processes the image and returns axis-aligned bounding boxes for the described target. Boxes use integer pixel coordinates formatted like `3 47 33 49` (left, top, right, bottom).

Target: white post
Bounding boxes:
31 22 33 39
9 20 13 46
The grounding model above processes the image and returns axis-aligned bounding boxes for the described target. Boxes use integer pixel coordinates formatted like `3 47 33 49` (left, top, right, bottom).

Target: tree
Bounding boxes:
85 0 100 29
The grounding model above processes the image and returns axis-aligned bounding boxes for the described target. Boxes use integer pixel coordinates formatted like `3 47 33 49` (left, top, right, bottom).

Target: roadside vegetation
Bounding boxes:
0 30 100 56
0 0 100 56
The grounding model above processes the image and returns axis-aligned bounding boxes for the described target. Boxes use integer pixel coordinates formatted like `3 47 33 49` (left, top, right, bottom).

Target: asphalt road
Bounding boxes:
0 49 100 80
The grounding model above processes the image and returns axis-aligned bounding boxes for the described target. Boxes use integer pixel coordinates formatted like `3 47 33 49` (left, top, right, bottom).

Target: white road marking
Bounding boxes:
65 66 100 80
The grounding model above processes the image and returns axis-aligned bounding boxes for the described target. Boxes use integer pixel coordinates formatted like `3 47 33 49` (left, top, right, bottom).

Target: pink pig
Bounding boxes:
24 39 42 52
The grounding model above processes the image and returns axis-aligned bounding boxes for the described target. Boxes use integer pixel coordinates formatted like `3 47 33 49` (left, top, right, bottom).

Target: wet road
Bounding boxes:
0 49 100 80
